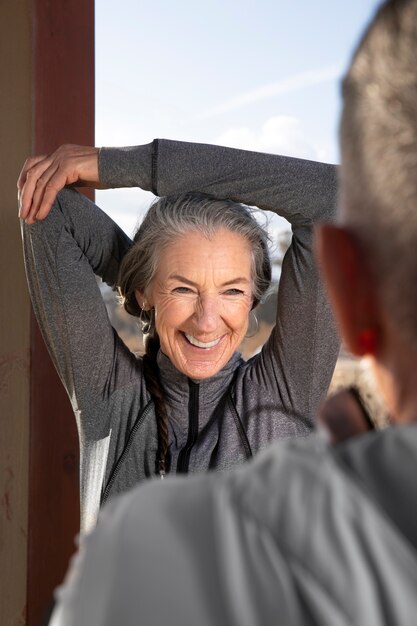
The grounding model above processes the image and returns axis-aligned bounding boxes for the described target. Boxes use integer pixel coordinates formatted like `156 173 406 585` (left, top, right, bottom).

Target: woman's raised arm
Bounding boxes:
99 139 337 225
18 139 336 227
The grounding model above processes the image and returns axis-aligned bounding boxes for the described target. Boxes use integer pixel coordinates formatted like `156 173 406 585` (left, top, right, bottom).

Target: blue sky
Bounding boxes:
95 0 382 235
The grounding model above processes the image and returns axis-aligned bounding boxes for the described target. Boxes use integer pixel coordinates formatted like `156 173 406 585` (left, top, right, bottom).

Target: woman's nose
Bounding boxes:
194 296 219 332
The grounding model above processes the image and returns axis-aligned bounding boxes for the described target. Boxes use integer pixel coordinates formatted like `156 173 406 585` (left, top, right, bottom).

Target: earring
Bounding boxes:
246 310 259 339
139 306 152 334
357 328 376 355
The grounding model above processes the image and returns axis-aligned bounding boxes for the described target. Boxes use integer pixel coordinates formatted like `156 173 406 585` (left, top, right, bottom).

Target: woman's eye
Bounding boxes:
173 286 192 294
224 288 244 296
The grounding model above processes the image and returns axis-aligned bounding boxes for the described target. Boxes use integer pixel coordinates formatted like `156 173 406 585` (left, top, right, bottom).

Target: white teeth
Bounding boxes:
185 334 221 349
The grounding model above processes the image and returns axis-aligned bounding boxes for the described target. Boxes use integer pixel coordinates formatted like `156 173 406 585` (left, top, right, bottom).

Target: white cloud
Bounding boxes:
198 64 343 120
213 115 321 161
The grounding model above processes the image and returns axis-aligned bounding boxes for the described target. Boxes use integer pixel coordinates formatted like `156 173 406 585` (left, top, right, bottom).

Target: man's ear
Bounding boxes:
315 224 380 357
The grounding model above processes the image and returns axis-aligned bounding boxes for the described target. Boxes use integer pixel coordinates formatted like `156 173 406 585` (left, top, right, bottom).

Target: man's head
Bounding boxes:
317 0 417 420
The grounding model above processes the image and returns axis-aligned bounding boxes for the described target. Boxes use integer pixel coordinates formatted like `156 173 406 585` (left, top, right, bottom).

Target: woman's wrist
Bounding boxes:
98 143 154 191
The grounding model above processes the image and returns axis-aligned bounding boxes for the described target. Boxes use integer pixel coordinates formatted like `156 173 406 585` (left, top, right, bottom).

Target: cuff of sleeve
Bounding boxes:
98 142 154 191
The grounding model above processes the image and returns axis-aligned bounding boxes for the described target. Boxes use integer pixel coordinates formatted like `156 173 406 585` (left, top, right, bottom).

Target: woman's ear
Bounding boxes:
315 224 380 357
134 289 148 311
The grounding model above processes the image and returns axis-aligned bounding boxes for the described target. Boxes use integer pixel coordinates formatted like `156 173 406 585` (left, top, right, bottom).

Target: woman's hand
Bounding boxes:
18 144 102 224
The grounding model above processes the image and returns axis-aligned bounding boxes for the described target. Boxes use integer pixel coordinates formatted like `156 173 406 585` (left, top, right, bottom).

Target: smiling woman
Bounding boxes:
115 191 271 478
138 228 253 380
19 139 339 532
119 192 269 378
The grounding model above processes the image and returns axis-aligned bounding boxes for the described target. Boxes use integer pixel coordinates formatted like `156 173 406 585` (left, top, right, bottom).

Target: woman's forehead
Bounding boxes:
162 228 251 255
156 229 253 277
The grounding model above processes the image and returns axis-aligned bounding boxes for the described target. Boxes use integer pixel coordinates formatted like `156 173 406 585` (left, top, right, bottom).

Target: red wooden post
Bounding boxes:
28 2 94 624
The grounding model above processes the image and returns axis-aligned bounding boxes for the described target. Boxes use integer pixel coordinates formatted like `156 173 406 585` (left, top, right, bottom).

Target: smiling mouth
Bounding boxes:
184 333 222 349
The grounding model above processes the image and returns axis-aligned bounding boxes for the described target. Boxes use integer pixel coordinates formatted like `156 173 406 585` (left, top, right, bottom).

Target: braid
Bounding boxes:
142 332 170 478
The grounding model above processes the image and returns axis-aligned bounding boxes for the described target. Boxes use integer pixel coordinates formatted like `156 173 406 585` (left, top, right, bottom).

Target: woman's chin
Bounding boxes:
175 357 226 380
173 347 231 380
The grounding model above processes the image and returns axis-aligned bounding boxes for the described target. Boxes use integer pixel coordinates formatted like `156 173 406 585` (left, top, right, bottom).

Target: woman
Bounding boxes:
19 140 338 532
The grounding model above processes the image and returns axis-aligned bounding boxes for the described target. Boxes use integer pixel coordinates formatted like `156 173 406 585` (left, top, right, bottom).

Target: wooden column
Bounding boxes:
28 2 95 625
0 3 32 623
0 2 94 625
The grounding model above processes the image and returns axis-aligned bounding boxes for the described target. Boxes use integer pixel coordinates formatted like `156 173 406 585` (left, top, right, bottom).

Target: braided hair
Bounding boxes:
142 334 170 477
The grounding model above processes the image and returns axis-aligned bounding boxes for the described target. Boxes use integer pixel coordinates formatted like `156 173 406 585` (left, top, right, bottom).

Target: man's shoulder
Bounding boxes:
75 428 417 626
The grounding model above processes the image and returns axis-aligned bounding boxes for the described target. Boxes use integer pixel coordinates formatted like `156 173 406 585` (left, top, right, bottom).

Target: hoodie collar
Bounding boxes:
157 350 242 408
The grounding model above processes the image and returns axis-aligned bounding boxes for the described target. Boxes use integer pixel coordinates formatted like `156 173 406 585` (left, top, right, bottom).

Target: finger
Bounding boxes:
17 155 46 191
19 157 53 219
31 170 71 223
29 150 101 222
36 182 66 220
27 162 61 222
18 155 46 219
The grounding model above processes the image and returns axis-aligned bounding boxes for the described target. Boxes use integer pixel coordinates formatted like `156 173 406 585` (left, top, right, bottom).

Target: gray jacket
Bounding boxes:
50 426 417 626
22 140 339 532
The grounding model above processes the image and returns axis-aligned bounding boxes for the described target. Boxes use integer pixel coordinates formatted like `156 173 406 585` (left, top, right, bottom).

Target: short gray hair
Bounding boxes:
118 192 272 320
340 0 417 346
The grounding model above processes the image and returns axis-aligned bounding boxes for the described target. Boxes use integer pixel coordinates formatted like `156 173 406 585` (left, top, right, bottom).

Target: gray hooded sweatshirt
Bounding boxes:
22 139 339 532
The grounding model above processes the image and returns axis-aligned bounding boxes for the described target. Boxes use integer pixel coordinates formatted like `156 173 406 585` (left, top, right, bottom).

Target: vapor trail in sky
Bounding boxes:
197 64 343 120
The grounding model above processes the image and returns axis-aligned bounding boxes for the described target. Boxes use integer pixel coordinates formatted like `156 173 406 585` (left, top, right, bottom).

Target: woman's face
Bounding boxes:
138 228 254 380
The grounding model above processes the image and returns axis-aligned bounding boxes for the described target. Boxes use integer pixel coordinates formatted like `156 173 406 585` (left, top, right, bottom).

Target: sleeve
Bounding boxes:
100 139 340 424
21 187 140 437
99 139 336 225
254 221 339 426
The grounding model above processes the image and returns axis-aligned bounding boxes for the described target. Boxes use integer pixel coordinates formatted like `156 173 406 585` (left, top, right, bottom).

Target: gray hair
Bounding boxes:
118 192 272 323
340 0 417 346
